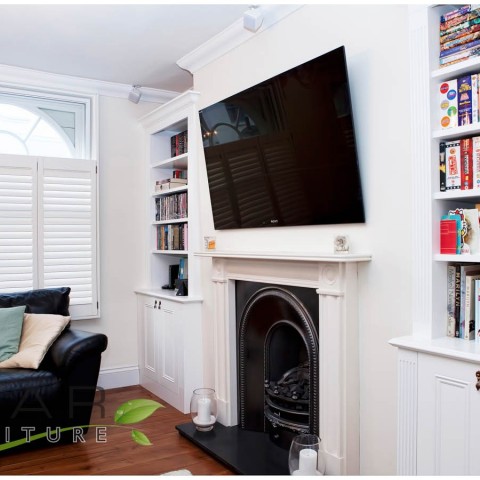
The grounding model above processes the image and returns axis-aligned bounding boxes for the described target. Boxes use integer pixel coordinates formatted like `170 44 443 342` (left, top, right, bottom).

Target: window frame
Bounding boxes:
0 85 100 320
0 86 93 160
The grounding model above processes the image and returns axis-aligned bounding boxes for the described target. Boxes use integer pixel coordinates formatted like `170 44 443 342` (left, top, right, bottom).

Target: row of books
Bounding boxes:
447 263 480 341
156 223 188 251
439 136 480 190
441 207 480 255
155 192 187 221
155 177 188 192
172 169 187 179
440 5 480 68
170 131 188 157
438 74 479 129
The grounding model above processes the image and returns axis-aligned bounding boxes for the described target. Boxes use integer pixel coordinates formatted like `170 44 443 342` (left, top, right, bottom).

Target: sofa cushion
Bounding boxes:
0 306 26 362
0 314 70 369
0 368 60 408
0 287 71 316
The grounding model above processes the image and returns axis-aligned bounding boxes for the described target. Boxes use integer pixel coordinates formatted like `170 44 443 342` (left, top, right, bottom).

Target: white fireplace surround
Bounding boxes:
197 250 371 475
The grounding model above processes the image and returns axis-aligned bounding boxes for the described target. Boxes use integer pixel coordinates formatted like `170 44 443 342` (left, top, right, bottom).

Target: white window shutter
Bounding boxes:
38 157 98 319
0 155 37 293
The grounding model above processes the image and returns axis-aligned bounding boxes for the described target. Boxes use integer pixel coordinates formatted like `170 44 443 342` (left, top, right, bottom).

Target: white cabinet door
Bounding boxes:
156 299 181 397
417 353 480 475
143 299 157 380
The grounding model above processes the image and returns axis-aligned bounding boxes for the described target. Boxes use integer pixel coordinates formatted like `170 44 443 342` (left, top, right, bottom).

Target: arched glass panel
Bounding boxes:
0 103 73 158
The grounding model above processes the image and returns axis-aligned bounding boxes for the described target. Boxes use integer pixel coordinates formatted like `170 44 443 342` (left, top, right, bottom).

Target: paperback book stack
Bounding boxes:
440 5 480 68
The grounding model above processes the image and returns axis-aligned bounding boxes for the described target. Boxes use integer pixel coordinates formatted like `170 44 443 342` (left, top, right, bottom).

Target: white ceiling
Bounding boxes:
0 4 250 93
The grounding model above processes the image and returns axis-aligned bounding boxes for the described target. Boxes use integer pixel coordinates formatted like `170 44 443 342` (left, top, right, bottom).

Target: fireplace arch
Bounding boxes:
237 284 319 446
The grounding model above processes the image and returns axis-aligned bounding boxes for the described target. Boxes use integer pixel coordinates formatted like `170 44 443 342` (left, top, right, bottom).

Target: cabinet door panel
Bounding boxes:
144 303 156 374
157 304 179 395
418 353 480 475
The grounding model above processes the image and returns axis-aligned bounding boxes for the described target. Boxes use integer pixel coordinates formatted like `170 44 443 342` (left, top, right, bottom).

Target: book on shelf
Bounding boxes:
461 137 473 188
441 16 480 39
473 136 480 189
475 279 480 342
441 28 480 51
443 213 462 254
445 139 461 189
441 5 472 25
447 208 480 254
458 75 474 126
441 216 461 254
172 169 187 179
155 177 188 192
156 223 187 251
459 264 480 338
439 141 447 191
447 264 457 337
440 37 480 58
440 7 480 33
438 80 458 129
155 192 187 221
170 131 188 157
463 272 480 339
441 22 480 44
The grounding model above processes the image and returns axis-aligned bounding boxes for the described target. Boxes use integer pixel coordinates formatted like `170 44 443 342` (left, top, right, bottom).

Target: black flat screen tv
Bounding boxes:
199 46 365 230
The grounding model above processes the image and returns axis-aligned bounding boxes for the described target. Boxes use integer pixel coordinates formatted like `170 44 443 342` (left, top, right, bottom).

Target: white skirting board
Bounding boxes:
97 365 140 390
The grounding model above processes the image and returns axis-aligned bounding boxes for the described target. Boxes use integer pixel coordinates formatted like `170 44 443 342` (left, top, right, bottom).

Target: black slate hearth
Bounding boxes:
175 422 289 475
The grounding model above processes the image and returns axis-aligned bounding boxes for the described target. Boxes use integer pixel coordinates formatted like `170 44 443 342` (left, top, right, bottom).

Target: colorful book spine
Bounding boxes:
438 80 458 129
455 264 462 338
447 213 463 254
440 46 480 65
447 264 456 337
440 8 480 32
441 5 472 24
439 141 447 191
446 139 462 189
441 30 480 51
440 38 480 58
441 16 480 38
461 136 473 188
473 136 480 189
458 75 474 126
441 22 480 44
473 74 479 123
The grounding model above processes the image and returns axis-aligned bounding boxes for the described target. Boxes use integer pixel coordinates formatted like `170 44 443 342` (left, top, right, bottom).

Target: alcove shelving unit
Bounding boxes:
135 91 203 414
389 5 480 476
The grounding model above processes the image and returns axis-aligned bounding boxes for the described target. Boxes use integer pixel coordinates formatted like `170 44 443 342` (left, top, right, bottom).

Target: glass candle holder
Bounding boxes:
190 388 217 432
288 434 326 476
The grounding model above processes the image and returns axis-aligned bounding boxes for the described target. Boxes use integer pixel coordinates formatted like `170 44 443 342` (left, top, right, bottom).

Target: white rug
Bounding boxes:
161 469 192 476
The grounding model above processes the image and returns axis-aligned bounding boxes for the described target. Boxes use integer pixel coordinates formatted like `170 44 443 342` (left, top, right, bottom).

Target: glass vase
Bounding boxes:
288 433 326 476
190 388 217 432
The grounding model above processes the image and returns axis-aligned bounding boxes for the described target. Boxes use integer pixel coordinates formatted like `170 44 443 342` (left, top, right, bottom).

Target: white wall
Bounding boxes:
75 96 155 380
194 5 411 475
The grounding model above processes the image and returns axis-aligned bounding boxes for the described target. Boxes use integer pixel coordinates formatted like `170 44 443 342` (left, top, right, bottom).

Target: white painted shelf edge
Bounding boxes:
151 152 188 169
134 288 202 303
152 185 188 197
195 250 372 263
434 254 480 263
389 335 480 363
153 218 188 225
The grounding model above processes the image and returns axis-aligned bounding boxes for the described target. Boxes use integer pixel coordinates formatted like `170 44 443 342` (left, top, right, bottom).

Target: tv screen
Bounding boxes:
199 46 365 230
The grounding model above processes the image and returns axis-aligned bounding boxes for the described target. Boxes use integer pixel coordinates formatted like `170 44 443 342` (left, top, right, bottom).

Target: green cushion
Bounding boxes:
0 305 26 362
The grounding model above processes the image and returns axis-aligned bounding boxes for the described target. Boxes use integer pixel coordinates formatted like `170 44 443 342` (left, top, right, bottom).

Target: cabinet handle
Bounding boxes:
154 300 157 309
476 371 480 391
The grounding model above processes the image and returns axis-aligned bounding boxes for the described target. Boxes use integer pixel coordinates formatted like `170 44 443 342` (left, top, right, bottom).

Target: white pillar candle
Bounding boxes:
197 397 211 424
298 448 318 475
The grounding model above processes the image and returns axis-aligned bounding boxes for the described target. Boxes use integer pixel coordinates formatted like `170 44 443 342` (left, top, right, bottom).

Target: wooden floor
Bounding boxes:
0 385 235 475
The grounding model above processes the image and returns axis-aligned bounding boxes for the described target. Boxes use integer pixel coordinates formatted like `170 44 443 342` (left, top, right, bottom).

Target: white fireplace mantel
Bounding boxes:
197 250 371 475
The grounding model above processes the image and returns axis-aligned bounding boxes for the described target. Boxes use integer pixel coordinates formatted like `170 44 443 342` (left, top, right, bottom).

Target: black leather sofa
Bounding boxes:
0 287 108 451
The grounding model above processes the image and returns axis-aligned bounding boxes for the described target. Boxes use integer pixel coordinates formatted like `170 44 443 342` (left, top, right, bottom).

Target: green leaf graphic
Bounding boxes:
114 399 163 424
131 429 152 446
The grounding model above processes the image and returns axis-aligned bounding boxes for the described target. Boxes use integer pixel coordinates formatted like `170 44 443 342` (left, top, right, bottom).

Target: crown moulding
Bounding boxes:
176 5 304 74
0 63 178 104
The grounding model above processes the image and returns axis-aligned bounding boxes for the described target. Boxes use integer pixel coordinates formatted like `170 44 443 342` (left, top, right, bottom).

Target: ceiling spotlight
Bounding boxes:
243 6 263 33
128 85 142 104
